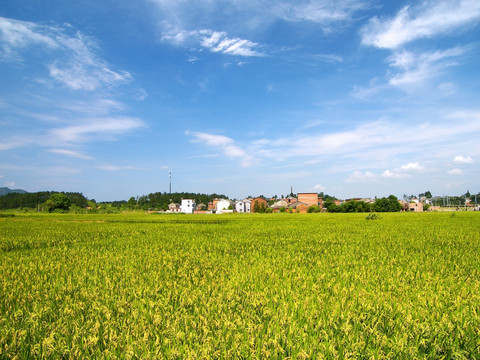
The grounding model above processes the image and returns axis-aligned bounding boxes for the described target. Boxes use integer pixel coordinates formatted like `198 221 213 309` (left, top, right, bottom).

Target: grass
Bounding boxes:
1 212 479 358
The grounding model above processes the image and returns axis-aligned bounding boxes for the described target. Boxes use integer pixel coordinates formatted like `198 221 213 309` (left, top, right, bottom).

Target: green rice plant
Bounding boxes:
0 212 479 358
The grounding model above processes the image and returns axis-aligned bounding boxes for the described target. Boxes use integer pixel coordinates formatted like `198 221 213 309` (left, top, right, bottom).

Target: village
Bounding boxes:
165 193 480 214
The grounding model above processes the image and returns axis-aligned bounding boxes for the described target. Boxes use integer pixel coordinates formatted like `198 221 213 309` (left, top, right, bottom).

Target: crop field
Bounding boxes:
1 212 479 359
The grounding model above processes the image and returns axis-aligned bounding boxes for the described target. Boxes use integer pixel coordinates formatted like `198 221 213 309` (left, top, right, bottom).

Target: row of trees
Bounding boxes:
0 190 229 212
310 196 403 213
0 191 88 211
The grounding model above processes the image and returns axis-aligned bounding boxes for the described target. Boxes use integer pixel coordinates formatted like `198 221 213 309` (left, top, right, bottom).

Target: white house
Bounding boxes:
235 199 251 213
180 199 195 214
215 199 232 213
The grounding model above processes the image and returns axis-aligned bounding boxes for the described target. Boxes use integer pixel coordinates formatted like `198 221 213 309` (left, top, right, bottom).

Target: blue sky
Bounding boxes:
1 0 479 201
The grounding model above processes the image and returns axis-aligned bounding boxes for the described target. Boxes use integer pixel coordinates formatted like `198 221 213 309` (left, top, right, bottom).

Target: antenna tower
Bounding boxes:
169 170 172 200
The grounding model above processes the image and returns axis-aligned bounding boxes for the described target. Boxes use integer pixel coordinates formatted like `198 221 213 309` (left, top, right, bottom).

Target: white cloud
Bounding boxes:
186 111 480 173
51 117 145 144
0 17 132 90
313 184 326 191
48 32 132 90
448 168 463 175
0 16 58 61
134 88 148 101
381 169 409 179
189 132 235 147
347 171 377 182
453 155 473 164
97 165 142 171
162 28 263 57
400 162 425 172
347 161 427 182
48 149 93 160
0 137 34 151
361 0 480 49
276 0 368 31
4 181 15 188
188 131 257 167
155 0 368 58
388 47 466 86
380 162 425 179
153 0 367 33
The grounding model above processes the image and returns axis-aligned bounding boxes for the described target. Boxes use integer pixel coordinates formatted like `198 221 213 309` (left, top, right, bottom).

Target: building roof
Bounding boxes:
288 201 308 208
272 200 288 208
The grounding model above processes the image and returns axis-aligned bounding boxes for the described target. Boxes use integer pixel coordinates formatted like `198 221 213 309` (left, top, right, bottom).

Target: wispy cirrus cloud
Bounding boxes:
48 149 93 160
278 0 369 31
97 165 144 171
387 47 467 87
0 16 58 61
187 131 257 167
0 117 145 153
51 117 145 144
357 1 480 94
162 28 264 57
0 16 132 90
187 111 480 181
153 0 368 33
361 0 480 49
155 0 369 58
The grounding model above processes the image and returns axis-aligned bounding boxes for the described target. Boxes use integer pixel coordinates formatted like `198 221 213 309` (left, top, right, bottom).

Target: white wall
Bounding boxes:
180 199 195 214
215 199 231 213
235 200 251 213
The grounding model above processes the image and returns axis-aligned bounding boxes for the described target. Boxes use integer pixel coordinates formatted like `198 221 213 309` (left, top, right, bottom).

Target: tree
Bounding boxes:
307 205 321 213
373 195 402 212
127 197 137 208
46 193 71 212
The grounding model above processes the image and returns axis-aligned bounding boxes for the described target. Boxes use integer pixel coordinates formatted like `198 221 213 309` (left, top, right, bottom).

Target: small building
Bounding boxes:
235 199 251 213
196 203 206 211
288 201 309 213
167 203 180 213
408 202 424 212
251 197 268 212
180 199 195 214
285 196 297 204
297 193 322 207
271 199 288 212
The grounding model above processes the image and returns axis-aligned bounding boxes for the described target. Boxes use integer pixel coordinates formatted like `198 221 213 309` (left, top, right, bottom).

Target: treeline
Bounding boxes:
0 191 88 210
0 191 227 211
123 192 227 211
313 196 403 213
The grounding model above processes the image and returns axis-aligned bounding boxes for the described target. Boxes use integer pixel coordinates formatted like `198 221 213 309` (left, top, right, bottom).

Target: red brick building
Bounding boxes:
297 193 322 207
251 197 267 212
288 201 309 213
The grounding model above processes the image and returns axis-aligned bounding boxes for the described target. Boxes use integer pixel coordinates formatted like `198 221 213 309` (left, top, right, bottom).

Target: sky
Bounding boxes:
1 0 479 201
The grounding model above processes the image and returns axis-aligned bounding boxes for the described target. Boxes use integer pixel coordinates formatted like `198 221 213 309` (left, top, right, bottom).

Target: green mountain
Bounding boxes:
0 187 28 196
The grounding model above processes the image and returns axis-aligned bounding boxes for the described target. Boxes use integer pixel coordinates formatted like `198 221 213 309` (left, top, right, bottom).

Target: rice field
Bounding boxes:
1 212 479 359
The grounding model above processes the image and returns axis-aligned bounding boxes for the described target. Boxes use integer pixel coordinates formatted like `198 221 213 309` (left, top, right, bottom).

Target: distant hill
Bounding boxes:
0 187 28 196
